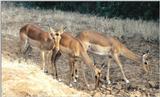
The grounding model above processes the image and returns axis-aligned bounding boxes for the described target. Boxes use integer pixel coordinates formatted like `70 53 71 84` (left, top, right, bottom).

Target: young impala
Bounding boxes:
51 32 101 87
76 31 149 85
19 24 63 73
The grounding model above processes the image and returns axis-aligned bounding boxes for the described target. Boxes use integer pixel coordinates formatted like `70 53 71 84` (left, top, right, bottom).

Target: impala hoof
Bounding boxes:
102 85 106 88
58 79 62 82
107 80 111 84
125 79 130 84
44 70 48 74
75 75 79 78
87 84 90 88
73 79 77 83
69 83 73 87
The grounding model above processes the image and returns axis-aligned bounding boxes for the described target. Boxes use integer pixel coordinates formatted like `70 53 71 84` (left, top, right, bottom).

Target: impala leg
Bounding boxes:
106 56 112 84
23 45 32 62
46 51 53 75
24 45 32 55
143 63 148 74
41 51 46 72
81 51 99 88
20 39 28 58
54 60 58 79
92 58 100 89
23 44 32 58
51 48 58 80
147 63 151 73
20 40 24 53
73 61 77 83
85 62 102 89
69 57 74 86
84 63 100 89
113 54 129 83
95 73 100 89
81 62 90 87
73 63 77 83
51 48 61 80
20 40 32 62
73 56 81 82
84 62 96 88
20 33 27 53
75 68 78 80
46 52 50 73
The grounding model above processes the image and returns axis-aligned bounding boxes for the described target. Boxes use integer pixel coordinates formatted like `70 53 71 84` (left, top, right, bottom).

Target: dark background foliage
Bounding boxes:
4 1 160 20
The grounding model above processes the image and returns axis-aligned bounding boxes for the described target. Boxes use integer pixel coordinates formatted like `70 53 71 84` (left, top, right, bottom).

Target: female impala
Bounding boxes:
51 32 101 87
76 31 149 84
19 24 63 73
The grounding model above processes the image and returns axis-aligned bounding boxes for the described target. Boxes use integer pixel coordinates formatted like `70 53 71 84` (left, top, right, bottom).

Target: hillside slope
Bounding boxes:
2 56 91 97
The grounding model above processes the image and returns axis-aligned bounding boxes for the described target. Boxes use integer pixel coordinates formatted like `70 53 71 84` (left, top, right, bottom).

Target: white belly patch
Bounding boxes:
86 43 111 55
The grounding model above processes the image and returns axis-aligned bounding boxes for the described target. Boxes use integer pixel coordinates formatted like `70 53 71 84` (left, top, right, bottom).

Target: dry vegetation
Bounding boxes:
2 3 159 42
2 2 159 97
2 57 90 97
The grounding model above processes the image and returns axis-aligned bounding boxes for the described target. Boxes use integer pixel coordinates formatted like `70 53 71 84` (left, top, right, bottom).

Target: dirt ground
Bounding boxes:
2 32 159 97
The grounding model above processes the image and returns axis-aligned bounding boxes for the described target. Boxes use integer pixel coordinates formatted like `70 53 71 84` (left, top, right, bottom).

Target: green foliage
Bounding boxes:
9 1 159 20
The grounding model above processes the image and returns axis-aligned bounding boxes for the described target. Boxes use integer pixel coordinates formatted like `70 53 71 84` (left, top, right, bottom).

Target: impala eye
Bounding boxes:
56 33 59 36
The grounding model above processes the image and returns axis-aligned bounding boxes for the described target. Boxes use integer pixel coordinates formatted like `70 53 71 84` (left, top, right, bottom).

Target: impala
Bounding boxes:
51 32 101 87
76 31 149 85
19 24 63 73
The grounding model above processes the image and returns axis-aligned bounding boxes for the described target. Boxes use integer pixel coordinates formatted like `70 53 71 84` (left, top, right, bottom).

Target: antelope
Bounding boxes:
76 31 150 85
51 32 101 87
19 24 64 73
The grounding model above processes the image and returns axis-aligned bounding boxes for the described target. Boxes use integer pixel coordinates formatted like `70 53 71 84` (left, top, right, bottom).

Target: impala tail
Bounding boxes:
19 26 28 53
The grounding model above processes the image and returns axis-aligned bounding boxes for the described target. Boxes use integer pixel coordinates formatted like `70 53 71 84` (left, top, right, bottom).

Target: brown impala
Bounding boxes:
51 32 101 88
76 31 150 85
19 24 64 73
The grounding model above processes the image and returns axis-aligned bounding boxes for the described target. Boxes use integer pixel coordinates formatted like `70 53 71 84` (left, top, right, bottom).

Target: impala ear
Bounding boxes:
49 26 56 34
60 26 66 34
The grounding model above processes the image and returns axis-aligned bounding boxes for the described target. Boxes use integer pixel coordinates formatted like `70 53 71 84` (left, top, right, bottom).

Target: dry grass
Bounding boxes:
2 2 159 42
2 56 90 97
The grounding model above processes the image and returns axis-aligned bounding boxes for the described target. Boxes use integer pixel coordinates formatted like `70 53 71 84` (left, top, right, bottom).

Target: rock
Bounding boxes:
148 81 156 88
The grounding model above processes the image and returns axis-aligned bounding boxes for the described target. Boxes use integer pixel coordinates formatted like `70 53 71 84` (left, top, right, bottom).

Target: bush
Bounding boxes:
3 1 159 21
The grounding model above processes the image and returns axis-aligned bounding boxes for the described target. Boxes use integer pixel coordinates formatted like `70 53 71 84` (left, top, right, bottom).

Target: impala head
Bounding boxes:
142 50 151 73
49 26 65 50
